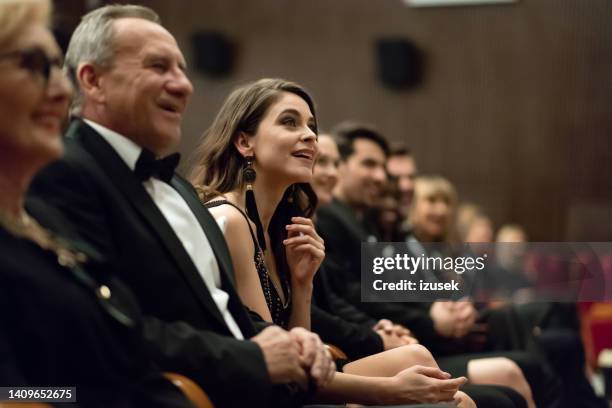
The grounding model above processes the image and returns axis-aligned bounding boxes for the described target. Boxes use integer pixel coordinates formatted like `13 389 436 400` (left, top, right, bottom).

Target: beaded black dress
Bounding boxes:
206 200 291 328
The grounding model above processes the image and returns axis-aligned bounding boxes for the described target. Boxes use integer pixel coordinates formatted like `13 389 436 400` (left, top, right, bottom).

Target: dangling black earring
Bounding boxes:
243 156 257 187
243 156 266 251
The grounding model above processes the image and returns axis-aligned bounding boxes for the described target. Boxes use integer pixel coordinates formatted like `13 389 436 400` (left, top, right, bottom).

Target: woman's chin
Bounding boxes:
289 171 312 185
28 139 64 169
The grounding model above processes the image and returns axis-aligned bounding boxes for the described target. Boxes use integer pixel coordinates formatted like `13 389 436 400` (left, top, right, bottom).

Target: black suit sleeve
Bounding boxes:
313 265 378 327
245 308 275 332
311 305 383 361
142 317 273 406
315 211 379 326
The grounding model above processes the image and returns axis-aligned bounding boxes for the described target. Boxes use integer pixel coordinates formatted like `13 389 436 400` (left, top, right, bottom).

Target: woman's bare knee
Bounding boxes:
344 344 437 377
402 344 437 367
468 357 535 408
468 357 519 384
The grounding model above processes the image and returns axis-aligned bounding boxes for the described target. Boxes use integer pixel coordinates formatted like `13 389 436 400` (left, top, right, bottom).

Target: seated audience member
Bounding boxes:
386 144 418 237
311 133 419 357
493 224 532 295
189 78 474 407
28 5 334 407
315 125 568 407
0 1 192 406
456 203 495 244
496 226 607 408
376 182 404 242
310 134 529 408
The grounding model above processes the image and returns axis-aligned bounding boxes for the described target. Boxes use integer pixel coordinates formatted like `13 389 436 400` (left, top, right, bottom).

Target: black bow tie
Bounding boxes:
134 149 180 183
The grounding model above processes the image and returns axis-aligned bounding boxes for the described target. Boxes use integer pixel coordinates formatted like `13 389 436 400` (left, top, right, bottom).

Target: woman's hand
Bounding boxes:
383 365 467 405
283 216 325 286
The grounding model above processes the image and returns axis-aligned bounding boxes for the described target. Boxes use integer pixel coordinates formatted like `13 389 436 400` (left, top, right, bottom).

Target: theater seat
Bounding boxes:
326 343 348 361
164 372 215 408
579 302 612 368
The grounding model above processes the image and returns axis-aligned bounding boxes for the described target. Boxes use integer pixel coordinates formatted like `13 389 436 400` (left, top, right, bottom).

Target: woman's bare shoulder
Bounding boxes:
206 199 255 243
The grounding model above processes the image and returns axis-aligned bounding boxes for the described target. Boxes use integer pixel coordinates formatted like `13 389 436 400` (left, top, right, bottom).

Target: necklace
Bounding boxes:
0 210 87 268
261 248 291 309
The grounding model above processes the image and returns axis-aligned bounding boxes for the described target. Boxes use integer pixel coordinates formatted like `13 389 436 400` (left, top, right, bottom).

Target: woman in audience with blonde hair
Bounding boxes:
456 203 494 244
405 175 545 408
190 78 475 406
0 1 192 405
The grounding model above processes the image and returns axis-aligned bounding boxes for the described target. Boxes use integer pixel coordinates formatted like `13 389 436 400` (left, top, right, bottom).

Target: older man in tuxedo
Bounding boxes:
28 5 333 407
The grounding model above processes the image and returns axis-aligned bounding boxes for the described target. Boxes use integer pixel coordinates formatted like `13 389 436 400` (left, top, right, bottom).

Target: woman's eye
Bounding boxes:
282 117 297 126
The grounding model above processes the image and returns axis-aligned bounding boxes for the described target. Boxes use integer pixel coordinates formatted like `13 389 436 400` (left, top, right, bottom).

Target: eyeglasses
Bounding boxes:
0 47 62 86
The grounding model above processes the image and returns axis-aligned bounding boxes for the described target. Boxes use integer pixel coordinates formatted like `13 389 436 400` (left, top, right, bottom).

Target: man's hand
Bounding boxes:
430 301 478 338
430 301 458 337
376 330 419 350
372 318 394 332
452 301 478 338
454 390 477 408
251 326 308 388
384 365 468 405
289 327 336 387
373 319 418 349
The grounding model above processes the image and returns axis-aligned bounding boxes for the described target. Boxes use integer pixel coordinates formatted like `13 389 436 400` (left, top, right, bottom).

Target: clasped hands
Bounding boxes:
430 300 480 338
373 318 419 350
251 326 335 390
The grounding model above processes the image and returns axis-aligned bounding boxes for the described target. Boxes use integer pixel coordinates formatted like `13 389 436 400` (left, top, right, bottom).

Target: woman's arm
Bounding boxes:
209 205 273 323
315 367 465 406
284 216 325 330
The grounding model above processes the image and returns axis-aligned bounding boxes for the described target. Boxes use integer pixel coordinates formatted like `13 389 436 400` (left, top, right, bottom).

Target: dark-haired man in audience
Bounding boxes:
316 122 569 408
28 5 334 407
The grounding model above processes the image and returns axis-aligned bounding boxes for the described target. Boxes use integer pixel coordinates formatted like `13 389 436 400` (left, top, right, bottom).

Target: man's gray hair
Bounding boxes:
65 4 160 116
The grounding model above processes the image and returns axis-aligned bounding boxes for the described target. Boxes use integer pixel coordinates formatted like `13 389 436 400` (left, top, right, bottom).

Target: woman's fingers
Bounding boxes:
290 216 314 226
285 223 324 243
283 234 325 250
289 244 325 259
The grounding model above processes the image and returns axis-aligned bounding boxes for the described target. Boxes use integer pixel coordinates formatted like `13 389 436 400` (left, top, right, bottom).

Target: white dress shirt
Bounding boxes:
84 119 244 339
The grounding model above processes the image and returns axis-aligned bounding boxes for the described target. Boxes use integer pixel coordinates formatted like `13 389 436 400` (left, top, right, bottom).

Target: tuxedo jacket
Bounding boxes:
28 119 281 407
0 199 190 408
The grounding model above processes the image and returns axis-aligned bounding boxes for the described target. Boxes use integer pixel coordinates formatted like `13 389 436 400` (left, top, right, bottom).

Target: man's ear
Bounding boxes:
233 132 254 158
77 63 106 104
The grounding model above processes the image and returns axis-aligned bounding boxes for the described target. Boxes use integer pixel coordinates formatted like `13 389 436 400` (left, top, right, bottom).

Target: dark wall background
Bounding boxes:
55 0 612 240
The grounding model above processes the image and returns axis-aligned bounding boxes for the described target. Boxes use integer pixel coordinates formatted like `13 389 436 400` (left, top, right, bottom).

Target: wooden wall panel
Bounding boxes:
59 0 612 240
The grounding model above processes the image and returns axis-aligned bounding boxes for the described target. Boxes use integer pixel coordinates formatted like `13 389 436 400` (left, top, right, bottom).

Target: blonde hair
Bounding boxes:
456 202 487 241
0 0 51 51
496 224 527 243
410 175 458 242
